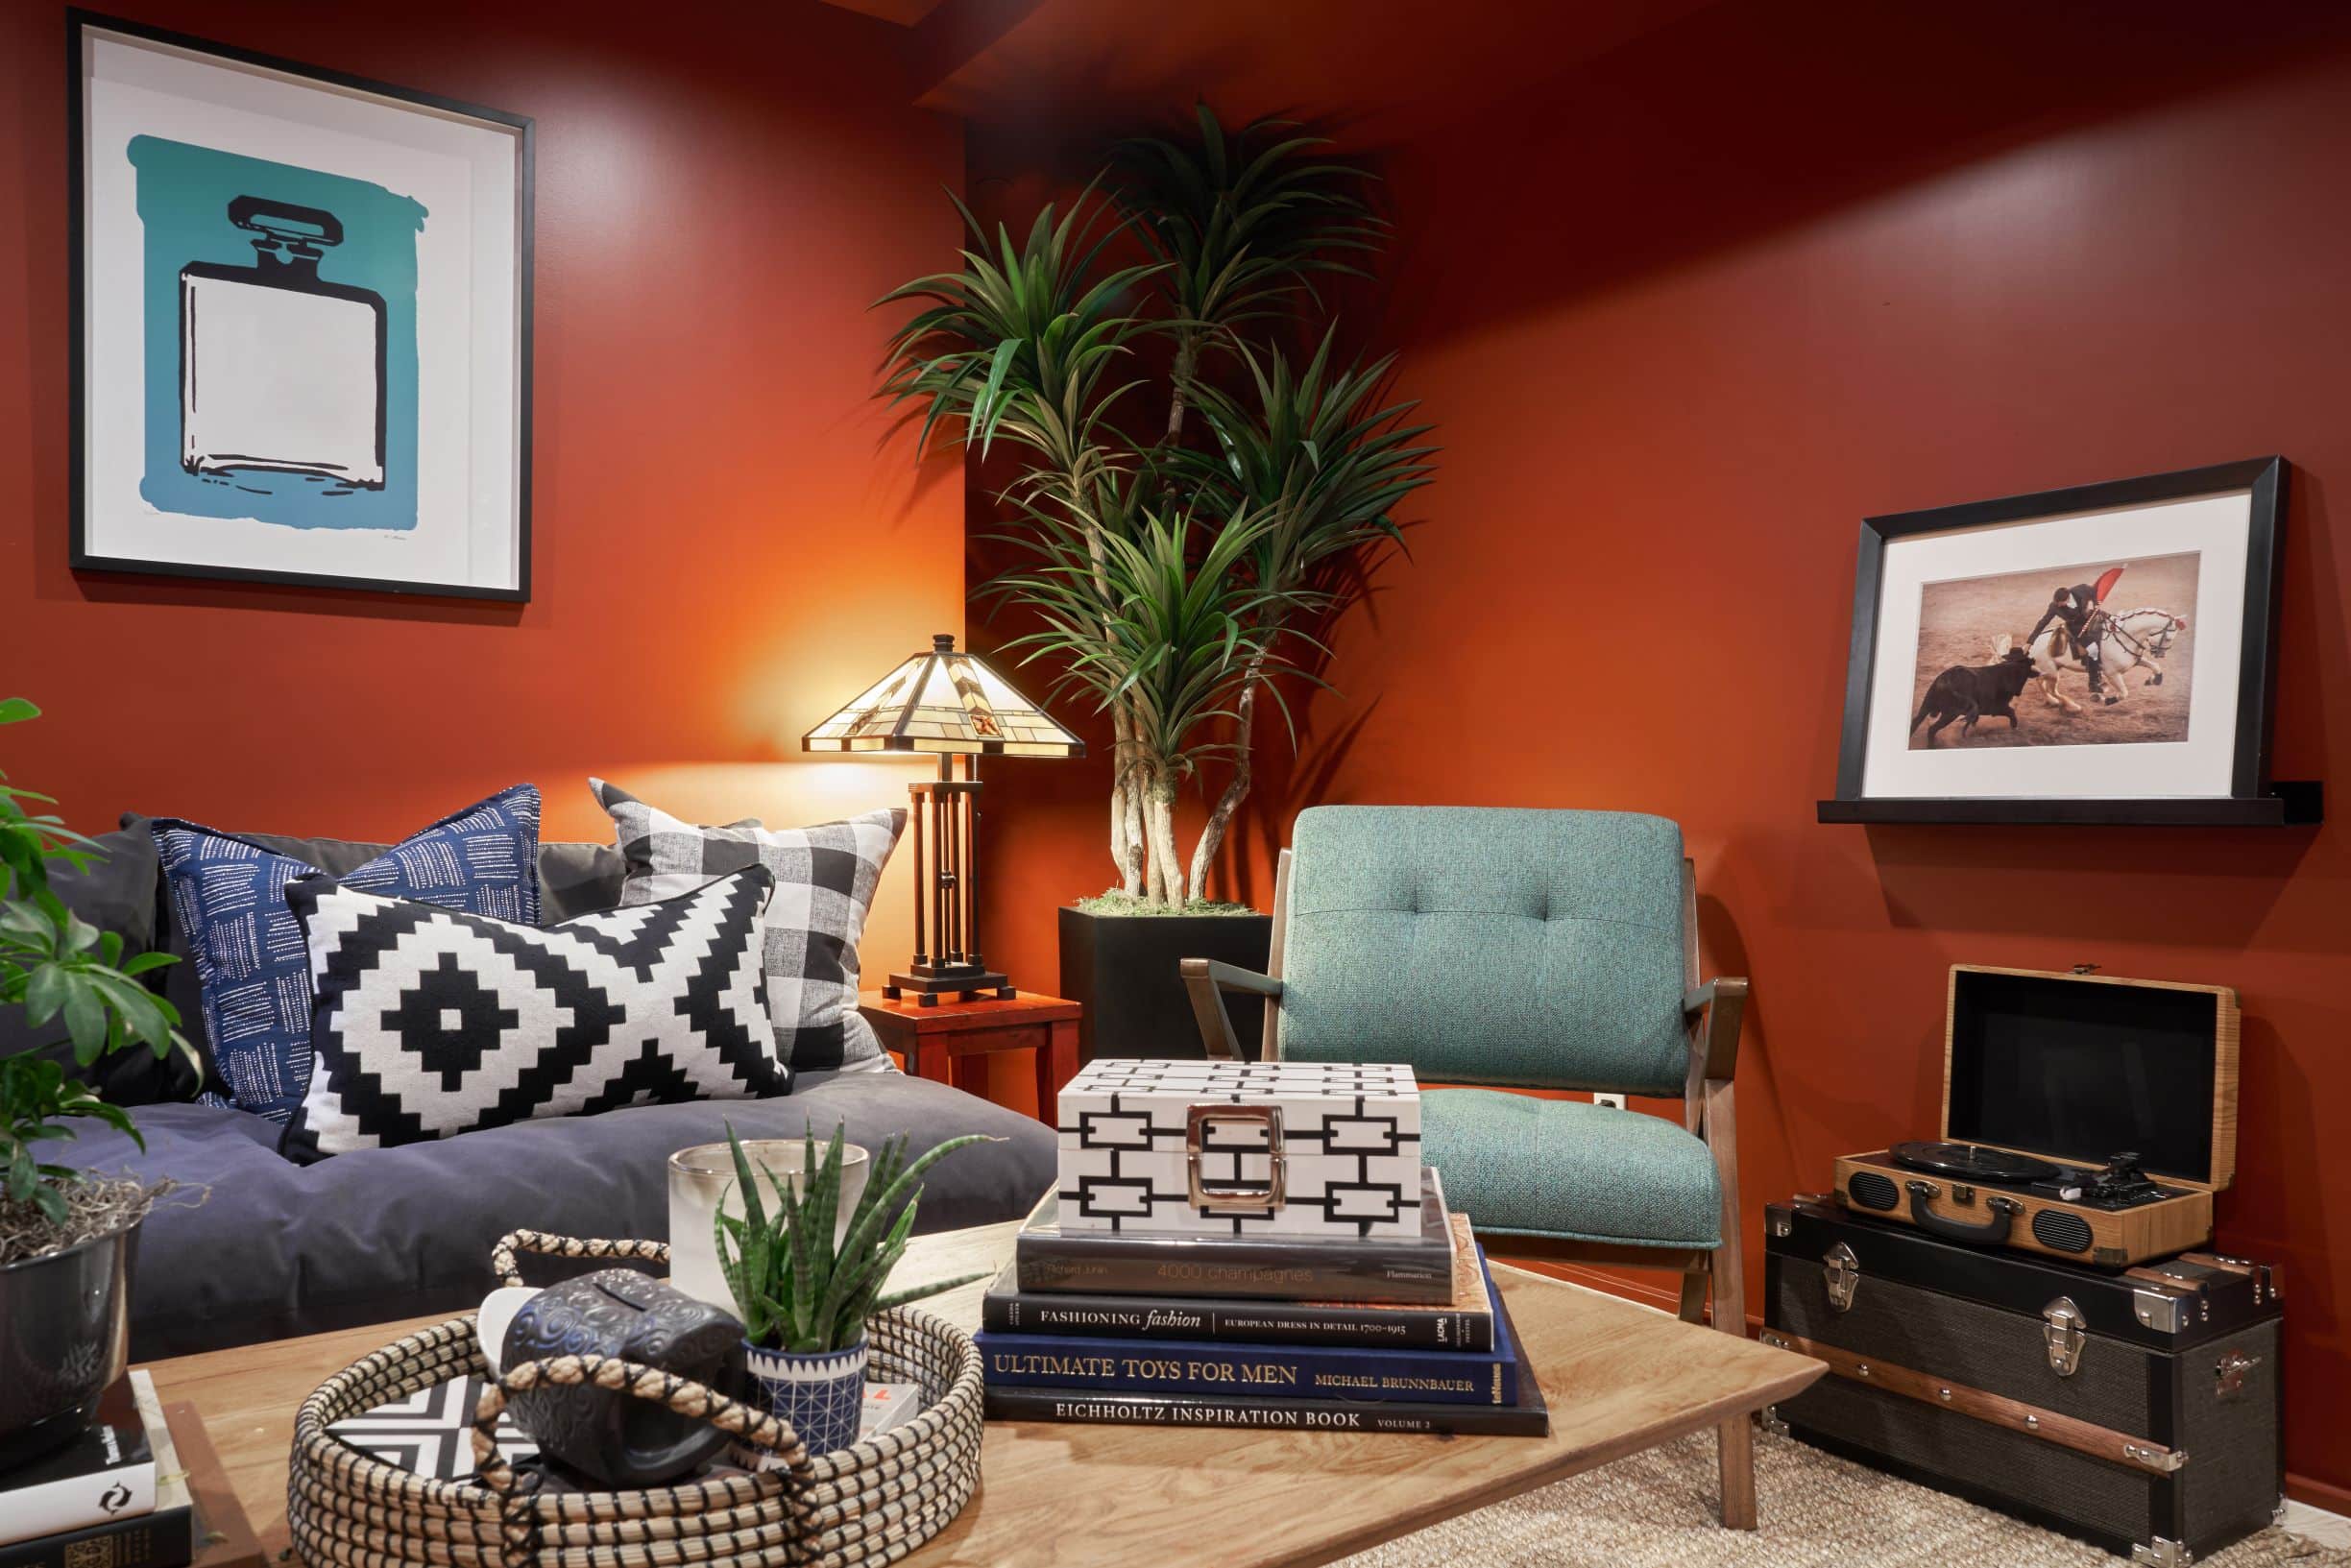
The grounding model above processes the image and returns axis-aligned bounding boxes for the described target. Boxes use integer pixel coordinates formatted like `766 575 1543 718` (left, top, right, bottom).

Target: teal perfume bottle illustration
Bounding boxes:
179 196 386 493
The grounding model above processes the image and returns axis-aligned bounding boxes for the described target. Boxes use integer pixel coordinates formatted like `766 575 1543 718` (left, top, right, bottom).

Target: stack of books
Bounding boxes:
1 1372 191 1568
977 1171 1549 1435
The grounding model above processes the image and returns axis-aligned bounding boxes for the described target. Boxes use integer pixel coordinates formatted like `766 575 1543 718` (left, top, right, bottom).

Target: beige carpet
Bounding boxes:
1341 1429 2346 1567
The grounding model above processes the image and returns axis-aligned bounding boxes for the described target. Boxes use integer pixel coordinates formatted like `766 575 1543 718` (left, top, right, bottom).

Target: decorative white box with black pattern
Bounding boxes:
1054 1059 1423 1238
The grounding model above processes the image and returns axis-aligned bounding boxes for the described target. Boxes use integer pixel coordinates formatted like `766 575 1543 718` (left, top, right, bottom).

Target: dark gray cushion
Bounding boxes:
60 1074 1055 1359
119 812 624 1099
0 825 195 1106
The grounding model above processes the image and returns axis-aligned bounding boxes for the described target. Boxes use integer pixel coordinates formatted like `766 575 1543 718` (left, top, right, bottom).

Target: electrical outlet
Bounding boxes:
1592 1093 1626 1110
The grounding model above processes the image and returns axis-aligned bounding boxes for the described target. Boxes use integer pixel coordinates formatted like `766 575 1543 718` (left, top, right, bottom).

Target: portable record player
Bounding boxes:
1834 965 2240 1266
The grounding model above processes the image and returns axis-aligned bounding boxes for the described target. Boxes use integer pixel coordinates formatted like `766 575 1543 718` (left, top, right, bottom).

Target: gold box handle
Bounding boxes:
1186 1104 1287 1214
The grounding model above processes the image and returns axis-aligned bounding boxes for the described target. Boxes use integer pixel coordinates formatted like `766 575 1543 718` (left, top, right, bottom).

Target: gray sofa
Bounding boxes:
12 815 1057 1360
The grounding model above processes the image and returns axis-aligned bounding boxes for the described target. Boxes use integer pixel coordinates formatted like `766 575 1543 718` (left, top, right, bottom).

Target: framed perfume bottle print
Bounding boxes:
69 12 533 601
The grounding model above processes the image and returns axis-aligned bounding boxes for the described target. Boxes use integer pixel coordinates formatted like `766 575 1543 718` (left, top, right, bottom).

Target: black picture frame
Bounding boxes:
65 10 535 603
1818 457 2318 827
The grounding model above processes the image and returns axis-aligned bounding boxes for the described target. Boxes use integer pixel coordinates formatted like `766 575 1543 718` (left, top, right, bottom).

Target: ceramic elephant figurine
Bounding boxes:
493 1268 744 1485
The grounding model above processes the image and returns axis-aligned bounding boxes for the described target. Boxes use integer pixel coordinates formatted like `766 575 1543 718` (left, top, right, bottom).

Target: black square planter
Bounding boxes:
1058 905 1273 1063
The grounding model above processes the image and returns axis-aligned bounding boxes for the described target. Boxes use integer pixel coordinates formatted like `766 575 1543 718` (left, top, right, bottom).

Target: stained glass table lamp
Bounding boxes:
804 634 1083 1005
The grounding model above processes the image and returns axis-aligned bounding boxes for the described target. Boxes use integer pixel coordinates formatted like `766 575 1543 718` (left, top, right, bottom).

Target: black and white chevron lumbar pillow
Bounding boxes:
279 865 785 1159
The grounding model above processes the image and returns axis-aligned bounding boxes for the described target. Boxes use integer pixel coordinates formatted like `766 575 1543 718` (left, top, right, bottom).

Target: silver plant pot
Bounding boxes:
0 1217 137 1471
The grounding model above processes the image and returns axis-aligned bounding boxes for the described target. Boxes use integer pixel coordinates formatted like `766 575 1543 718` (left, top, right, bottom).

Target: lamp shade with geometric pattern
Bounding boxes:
800 633 1079 1005
801 633 1085 759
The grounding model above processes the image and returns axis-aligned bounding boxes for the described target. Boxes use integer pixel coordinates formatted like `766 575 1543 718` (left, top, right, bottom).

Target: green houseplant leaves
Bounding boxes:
713 1122 1000 1353
0 700 195 1235
875 107 1435 908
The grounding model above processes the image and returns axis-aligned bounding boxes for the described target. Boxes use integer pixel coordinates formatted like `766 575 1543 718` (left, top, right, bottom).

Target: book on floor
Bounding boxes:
1 1371 192 1568
982 1281 1547 1437
982 1213 1493 1350
1015 1169 1458 1304
980 1248 1515 1405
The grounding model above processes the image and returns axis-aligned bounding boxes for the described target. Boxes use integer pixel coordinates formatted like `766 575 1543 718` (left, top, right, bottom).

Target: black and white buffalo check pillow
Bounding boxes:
279 865 784 1160
590 780 905 1073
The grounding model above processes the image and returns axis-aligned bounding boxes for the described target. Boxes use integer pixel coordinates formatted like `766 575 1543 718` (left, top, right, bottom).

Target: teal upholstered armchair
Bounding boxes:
1182 806 1757 1527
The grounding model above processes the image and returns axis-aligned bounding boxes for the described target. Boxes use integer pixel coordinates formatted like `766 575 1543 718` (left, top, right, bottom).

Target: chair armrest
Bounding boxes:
1683 977 1749 1081
1179 958 1284 1062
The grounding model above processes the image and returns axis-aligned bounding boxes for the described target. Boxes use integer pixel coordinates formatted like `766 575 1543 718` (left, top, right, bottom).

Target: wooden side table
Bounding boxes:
860 990 1081 1122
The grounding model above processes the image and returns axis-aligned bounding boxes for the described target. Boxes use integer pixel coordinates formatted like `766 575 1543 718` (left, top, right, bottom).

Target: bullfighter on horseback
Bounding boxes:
2027 565 2126 705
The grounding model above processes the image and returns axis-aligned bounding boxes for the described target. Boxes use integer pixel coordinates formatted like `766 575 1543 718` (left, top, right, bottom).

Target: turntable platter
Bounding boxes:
1889 1140 2064 1184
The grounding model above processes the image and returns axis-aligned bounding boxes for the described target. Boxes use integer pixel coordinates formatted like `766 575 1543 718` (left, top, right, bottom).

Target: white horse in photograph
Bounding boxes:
2029 607 2188 712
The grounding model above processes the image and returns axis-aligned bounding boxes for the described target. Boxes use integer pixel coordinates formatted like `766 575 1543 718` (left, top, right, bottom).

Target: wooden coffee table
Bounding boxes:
145 1221 1821 1566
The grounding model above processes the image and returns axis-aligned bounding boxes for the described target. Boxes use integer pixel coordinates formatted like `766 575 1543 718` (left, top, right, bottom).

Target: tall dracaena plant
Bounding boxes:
988 490 1324 902
1110 108 1390 445
877 191 1171 897
876 106 1424 908
1173 330 1438 891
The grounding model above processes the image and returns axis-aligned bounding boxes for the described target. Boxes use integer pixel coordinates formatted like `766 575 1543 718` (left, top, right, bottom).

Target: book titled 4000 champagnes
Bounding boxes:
1014 1171 1457 1304
982 1214 1492 1351
980 1252 1515 1405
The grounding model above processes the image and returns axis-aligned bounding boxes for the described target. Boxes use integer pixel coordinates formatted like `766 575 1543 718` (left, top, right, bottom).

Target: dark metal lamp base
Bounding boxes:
885 963 1015 1006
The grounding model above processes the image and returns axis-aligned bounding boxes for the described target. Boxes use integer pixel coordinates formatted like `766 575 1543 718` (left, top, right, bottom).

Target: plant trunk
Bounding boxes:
1164 331 1200 446
1147 779 1185 907
1109 702 1145 896
1188 657 1262 900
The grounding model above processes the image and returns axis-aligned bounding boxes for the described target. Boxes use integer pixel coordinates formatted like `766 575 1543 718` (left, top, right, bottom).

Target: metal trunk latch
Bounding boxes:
2216 1349 2264 1399
1823 1242 1860 1312
2043 1296 2087 1377
1185 1103 1288 1214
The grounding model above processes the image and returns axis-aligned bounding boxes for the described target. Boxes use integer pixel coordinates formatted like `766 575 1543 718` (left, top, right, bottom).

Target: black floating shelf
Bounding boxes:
1816 782 2322 828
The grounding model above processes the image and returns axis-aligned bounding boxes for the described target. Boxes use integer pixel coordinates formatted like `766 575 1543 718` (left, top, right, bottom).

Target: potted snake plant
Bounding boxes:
714 1122 996 1459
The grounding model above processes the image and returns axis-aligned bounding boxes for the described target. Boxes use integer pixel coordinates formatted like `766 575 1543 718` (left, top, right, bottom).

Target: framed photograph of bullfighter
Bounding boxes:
1820 458 2317 826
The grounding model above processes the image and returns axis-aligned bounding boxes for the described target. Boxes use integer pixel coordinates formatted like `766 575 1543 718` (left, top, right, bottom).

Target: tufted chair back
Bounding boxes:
1274 807 1692 1096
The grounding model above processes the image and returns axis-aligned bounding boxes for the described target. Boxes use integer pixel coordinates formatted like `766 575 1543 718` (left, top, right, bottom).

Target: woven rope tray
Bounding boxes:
287 1231 984 1568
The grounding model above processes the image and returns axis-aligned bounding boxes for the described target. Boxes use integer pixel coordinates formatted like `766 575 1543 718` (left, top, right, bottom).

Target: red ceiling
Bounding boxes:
898 0 1724 144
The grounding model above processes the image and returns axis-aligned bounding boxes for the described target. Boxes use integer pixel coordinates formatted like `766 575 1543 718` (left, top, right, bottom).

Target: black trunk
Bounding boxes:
1058 905 1272 1062
1764 1197 2281 1566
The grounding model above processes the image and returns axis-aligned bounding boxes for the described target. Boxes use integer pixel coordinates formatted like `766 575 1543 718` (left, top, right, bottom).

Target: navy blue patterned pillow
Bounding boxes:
150 784 543 1124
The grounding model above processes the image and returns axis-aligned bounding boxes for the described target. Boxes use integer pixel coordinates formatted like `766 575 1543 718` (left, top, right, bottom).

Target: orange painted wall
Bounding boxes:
1 0 963 913
968 7 2351 1491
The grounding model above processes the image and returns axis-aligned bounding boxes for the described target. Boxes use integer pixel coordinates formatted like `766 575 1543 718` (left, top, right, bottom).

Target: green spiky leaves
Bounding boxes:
712 1121 1001 1353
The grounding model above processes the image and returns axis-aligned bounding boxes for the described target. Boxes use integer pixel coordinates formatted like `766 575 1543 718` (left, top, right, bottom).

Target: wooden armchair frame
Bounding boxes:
1180 849 1758 1529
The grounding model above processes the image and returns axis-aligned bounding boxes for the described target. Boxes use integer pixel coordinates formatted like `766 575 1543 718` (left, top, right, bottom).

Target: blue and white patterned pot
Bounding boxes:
737 1335 869 1464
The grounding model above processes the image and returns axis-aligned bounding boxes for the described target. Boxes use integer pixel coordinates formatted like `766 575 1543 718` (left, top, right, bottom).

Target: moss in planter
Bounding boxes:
1074 890 1260 918
0 1178 167 1267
